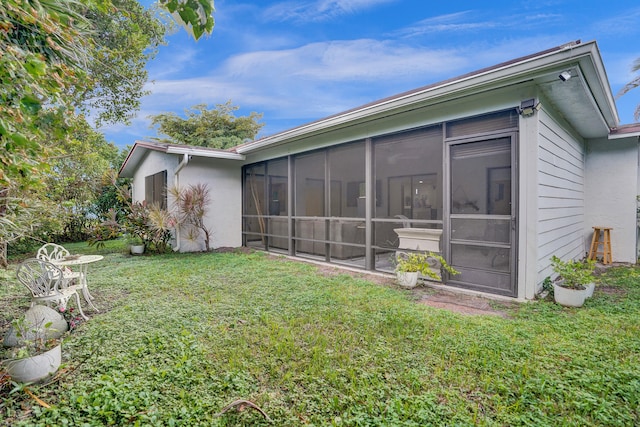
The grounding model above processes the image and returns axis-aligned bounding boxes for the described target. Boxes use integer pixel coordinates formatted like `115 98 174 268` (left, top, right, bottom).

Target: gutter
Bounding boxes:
173 153 190 251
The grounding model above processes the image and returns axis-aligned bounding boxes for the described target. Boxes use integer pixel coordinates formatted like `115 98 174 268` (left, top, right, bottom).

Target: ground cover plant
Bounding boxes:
1 242 639 426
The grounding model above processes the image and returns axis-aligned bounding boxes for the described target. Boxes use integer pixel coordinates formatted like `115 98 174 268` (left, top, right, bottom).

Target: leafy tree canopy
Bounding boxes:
0 0 215 264
159 0 214 40
0 0 215 188
149 102 264 149
80 0 167 126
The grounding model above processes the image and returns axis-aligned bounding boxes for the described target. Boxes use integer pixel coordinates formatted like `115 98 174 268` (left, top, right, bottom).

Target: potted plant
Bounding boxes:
550 255 596 307
127 235 145 255
395 251 459 288
2 312 65 383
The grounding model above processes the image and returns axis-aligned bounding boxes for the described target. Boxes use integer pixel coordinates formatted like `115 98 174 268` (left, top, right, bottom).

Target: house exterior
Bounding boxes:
120 40 640 300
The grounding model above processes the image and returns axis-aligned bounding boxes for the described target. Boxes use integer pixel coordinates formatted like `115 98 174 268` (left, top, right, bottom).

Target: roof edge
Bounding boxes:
236 40 599 154
609 123 640 139
118 140 245 178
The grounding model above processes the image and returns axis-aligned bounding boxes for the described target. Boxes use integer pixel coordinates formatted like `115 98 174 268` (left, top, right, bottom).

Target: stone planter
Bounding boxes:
553 282 588 307
396 271 419 288
394 228 442 252
3 344 62 383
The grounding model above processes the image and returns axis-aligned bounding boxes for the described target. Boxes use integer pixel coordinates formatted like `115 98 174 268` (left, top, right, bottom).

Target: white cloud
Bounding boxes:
148 46 199 79
264 0 396 23
222 39 467 82
391 11 499 38
133 37 555 122
102 35 579 146
593 7 640 37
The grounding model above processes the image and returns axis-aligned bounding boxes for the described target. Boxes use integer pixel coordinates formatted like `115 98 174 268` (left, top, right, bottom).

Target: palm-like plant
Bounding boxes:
169 184 213 252
617 58 640 120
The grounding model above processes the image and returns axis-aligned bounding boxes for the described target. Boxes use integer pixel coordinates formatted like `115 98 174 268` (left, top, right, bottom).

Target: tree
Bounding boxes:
0 0 216 188
43 115 121 241
79 0 167 126
159 0 215 40
149 102 264 149
0 0 215 263
0 0 91 189
618 58 640 121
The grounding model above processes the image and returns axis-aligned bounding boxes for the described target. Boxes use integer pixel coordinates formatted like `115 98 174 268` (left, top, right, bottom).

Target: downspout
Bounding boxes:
173 153 190 251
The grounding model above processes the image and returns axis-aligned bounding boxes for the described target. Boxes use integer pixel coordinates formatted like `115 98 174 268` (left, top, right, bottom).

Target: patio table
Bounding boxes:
52 254 104 312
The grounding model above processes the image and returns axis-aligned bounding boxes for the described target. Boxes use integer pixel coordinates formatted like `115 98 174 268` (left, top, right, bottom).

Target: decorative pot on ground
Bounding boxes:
130 244 145 255
552 281 588 308
3 343 62 383
396 271 419 288
585 282 595 298
394 251 460 288
2 307 66 383
550 256 596 308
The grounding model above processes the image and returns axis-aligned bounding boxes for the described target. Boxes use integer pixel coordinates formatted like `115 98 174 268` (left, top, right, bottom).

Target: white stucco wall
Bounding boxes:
131 150 179 203
176 157 242 251
585 137 638 263
130 151 242 252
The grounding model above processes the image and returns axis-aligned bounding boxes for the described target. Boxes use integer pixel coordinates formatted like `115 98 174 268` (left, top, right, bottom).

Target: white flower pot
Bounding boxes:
585 282 595 298
130 244 145 255
553 282 588 307
3 344 62 383
397 271 419 288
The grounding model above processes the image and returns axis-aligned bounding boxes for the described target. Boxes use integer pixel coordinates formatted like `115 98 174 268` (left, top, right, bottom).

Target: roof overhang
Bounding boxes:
236 40 620 154
119 140 245 178
609 123 640 140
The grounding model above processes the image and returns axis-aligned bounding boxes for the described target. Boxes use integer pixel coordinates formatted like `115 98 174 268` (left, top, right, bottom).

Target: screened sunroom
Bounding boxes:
242 110 519 297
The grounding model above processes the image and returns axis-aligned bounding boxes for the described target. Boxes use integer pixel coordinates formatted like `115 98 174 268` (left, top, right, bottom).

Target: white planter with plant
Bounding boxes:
4 343 62 383
550 256 596 307
130 243 145 255
395 251 459 288
396 271 419 288
127 236 145 254
2 311 65 383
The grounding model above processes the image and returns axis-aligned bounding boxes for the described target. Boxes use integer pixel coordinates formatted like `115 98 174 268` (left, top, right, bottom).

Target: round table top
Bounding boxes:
52 254 104 266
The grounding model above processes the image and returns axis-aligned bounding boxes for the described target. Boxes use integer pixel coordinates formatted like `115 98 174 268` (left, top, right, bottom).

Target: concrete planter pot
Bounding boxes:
130 244 145 255
585 282 595 298
553 282 588 307
396 271 419 288
3 344 62 383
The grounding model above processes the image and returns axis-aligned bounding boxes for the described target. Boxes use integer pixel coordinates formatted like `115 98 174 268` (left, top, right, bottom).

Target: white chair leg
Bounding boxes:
73 292 89 320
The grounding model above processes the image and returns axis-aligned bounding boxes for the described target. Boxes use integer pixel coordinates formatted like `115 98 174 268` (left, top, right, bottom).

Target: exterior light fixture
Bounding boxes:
559 71 572 81
517 98 541 117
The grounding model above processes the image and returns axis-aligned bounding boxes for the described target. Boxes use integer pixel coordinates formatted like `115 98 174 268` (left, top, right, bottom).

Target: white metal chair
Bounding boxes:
36 243 82 286
16 259 88 320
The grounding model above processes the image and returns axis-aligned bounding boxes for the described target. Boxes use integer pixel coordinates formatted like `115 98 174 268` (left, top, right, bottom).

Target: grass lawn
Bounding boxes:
1 241 639 426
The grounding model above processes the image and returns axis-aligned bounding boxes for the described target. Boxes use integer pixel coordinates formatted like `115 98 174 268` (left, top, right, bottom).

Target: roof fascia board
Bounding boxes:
119 141 245 178
237 41 613 154
609 132 640 140
165 145 245 160
573 43 619 126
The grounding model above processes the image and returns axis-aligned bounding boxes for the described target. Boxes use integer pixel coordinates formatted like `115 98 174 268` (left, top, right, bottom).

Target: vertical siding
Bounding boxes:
537 109 585 282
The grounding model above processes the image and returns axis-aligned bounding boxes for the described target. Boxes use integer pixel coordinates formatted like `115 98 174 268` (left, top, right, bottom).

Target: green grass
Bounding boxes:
1 242 639 426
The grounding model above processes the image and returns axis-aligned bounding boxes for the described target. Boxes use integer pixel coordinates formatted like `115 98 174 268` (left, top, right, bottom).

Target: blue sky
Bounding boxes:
102 0 640 149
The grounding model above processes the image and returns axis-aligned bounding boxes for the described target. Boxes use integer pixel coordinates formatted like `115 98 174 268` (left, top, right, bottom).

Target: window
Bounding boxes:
145 170 167 209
